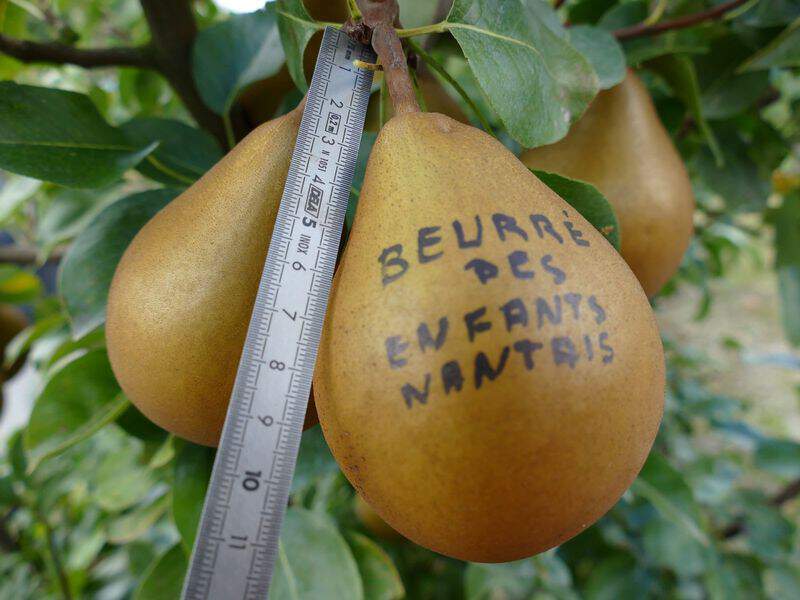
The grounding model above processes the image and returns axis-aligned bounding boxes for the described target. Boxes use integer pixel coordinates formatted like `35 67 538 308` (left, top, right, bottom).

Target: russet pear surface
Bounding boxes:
521 71 695 297
315 112 665 562
107 108 302 447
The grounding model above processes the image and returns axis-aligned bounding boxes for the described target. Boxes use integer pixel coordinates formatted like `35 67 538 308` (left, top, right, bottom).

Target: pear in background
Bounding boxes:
521 71 695 297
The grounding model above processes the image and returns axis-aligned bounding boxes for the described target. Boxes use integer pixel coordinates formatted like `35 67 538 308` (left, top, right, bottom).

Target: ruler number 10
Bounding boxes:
243 470 261 492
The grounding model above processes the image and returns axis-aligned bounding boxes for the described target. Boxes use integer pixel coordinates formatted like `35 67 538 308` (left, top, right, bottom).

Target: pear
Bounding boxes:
106 107 312 447
314 112 665 562
354 494 403 541
520 71 694 297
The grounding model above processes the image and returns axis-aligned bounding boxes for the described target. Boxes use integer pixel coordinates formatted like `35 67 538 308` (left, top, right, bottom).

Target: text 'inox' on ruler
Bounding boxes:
181 26 375 600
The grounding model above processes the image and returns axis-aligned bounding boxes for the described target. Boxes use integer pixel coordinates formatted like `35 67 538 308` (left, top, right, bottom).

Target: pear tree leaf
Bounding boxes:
134 544 188 600
646 54 722 165
756 437 800 478
0 264 41 303
59 189 179 338
465 560 537 599
0 173 40 223
173 442 215 553
632 452 710 546
568 26 625 90
107 492 171 544
444 0 598 147
276 0 323 92
0 82 156 188
121 118 222 187
24 349 125 471
346 532 404 600
740 17 800 71
774 192 800 346
193 7 285 115
532 170 620 250
271 508 363 600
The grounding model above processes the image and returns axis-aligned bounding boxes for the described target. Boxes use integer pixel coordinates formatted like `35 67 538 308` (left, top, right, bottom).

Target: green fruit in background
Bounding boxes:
240 0 349 125
520 71 695 297
315 111 665 562
106 107 318 447
0 304 28 381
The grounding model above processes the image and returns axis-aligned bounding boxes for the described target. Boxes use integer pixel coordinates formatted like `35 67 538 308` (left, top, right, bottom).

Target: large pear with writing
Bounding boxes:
314 112 665 563
520 71 695 296
106 107 317 447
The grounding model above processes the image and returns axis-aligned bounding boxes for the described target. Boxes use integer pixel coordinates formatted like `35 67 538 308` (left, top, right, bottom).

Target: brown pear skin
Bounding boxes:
314 112 665 563
106 107 317 447
520 71 694 297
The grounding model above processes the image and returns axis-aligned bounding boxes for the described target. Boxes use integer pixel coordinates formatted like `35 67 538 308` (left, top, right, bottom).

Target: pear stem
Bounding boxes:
356 0 420 117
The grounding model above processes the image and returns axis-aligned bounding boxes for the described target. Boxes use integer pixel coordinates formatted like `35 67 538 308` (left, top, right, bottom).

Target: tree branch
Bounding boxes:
0 33 156 69
721 477 800 539
614 0 749 40
139 0 228 147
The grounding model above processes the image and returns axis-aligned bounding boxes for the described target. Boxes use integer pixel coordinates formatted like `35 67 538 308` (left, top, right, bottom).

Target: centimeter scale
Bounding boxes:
182 27 376 599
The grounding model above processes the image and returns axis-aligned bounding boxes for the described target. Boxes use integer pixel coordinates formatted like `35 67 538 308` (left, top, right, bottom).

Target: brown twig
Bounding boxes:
357 0 419 117
721 477 800 539
0 34 156 69
0 244 65 265
614 0 749 40
139 0 228 146
554 0 567 9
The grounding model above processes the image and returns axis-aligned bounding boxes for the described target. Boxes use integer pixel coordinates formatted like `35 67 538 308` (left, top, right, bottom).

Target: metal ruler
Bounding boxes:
182 27 375 599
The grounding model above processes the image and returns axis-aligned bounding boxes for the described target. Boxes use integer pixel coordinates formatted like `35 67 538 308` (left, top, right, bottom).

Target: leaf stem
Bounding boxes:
346 0 361 20
407 38 496 137
614 0 751 40
222 113 236 151
396 22 447 38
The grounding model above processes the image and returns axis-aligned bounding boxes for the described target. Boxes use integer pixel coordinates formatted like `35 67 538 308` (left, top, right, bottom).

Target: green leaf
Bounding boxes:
134 544 187 600
36 187 118 256
346 531 404 600
445 0 598 147
0 173 40 223
740 17 800 71
691 126 770 211
272 508 363 600
0 264 41 303
91 442 158 512
755 437 800 478
59 189 179 338
173 442 214 553
121 118 222 187
0 82 156 188
464 560 536 599
276 0 322 92
763 561 800 599
642 515 707 577
24 349 125 471
193 8 285 115
632 452 710 546
646 54 722 165
568 26 626 90
532 170 620 250
583 553 648 600
623 30 709 64
741 0 800 26
292 425 340 494
775 193 800 347
107 492 171 544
